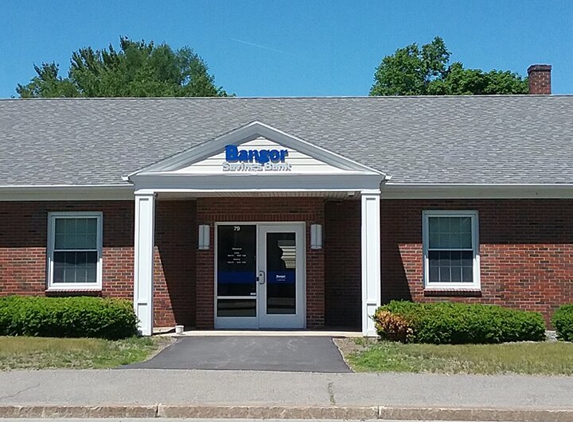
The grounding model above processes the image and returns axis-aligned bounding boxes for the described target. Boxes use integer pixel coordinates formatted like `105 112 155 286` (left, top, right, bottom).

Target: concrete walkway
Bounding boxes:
1 369 573 420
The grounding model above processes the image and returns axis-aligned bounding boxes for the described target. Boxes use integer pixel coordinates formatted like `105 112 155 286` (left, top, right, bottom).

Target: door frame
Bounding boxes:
214 222 307 330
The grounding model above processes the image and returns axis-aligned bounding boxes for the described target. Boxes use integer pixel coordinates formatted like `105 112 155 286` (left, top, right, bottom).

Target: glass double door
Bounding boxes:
215 223 305 329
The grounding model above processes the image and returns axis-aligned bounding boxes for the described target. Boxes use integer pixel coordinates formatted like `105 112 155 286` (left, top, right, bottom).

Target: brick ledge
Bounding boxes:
45 289 102 297
424 289 482 297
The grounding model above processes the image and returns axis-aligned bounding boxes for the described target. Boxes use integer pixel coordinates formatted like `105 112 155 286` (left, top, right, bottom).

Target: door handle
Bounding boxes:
258 270 266 284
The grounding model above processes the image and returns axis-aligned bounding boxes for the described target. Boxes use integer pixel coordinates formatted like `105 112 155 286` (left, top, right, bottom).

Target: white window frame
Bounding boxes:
422 210 480 290
47 212 103 291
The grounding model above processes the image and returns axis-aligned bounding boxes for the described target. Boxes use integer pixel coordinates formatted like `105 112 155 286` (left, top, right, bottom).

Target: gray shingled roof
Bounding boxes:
0 96 572 186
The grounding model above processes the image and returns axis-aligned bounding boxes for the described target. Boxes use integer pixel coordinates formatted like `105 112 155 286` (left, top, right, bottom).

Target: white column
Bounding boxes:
133 193 156 336
361 189 381 336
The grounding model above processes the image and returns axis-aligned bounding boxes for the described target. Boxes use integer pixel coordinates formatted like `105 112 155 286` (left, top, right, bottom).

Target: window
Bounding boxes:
47 212 103 290
422 210 479 289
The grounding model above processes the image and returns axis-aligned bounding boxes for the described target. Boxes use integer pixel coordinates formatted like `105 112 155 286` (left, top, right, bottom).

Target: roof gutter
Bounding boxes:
0 185 135 201
382 183 573 199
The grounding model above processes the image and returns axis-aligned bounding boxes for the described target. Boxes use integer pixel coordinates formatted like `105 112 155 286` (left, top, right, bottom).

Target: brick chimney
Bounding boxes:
527 64 552 94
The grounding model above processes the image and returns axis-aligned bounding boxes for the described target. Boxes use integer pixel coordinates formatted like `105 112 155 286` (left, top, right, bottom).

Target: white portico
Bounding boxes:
128 121 385 336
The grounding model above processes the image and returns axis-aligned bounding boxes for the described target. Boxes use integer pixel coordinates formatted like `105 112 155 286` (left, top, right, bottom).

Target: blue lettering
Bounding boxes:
237 150 249 162
225 145 239 162
225 146 289 164
269 150 280 163
258 150 269 164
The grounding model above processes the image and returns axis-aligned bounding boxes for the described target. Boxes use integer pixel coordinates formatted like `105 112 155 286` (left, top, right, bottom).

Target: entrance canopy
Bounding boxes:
128 121 385 337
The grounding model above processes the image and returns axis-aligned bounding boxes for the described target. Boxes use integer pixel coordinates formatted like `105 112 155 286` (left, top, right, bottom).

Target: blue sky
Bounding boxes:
1 1 572 98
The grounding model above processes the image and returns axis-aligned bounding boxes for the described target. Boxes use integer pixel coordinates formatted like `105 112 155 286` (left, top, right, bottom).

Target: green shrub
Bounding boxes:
375 301 546 344
553 304 573 341
0 296 138 340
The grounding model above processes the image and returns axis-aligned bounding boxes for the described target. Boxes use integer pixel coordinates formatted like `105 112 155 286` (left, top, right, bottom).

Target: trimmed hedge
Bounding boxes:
552 304 573 341
0 296 138 340
374 301 546 344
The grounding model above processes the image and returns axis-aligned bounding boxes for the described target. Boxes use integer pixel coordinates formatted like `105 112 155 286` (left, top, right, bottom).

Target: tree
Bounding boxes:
370 37 528 96
17 37 228 98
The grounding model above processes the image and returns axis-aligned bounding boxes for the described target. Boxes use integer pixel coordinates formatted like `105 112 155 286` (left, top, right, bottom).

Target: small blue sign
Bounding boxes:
268 271 295 284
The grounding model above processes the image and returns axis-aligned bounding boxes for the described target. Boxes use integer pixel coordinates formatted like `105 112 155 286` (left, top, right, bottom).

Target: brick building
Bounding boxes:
1 65 571 335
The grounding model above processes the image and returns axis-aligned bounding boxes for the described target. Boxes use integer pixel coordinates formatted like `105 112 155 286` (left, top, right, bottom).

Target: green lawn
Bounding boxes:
347 340 573 375
0 336 172 370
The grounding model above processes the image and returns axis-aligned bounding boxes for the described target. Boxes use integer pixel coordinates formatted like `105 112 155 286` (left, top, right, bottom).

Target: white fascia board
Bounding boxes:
130 173 384 192
127 121 386 177
382 183 573 199
0 185 135 201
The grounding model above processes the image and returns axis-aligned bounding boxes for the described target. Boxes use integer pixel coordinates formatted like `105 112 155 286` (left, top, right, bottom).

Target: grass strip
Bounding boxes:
347 340 573 375
0 336 172 370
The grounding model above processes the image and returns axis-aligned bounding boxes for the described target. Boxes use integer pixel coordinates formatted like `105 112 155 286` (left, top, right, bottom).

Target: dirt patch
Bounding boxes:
333 338 365 356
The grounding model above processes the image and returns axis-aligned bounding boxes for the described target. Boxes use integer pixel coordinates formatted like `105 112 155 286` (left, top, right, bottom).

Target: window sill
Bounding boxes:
46 288 102 297
424 288 482 297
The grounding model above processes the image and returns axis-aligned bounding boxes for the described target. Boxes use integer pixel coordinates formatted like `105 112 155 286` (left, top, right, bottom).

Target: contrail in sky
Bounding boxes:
230 38 297 57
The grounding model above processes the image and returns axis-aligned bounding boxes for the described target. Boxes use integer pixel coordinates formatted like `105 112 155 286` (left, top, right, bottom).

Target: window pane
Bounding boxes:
460 232 472 249
438 233 449 249
449 232 461 249
462 266 474 283
55 219 66 235
54 217 98 250
217 299 256 317
428 216 472 250
53 251 97 283
428 217 440 247
451 266 462 282
267 233 296 315
428 250 473 283
460 216 472 232
217 225 257 297
429 265 439 282
438 217 450 232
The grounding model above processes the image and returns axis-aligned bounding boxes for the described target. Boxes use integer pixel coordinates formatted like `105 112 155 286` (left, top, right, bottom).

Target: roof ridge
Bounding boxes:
2 95 573 102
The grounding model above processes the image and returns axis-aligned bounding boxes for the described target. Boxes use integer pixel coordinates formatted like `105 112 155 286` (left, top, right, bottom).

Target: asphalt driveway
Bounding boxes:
123 336 352 373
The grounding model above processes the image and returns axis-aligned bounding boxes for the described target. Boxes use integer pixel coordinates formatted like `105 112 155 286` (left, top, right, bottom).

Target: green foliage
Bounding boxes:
370 37 528 96
552 304 573 341
375 301 546 344
0 296 138 340
17 37 228 98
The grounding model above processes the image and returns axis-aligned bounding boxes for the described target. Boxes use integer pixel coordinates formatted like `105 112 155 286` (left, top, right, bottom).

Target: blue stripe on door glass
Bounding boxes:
217 271 257 284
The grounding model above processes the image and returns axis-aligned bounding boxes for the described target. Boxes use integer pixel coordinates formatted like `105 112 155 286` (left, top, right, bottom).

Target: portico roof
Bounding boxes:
128 121 385 194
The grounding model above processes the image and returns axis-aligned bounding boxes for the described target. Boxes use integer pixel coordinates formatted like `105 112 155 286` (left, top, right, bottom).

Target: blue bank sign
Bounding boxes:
222 145 292 172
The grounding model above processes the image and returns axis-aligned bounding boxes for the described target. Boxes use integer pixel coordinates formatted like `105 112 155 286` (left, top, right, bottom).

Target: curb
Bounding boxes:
1 405 573 421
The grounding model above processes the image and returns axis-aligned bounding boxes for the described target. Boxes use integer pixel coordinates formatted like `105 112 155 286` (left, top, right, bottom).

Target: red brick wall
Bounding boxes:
195 197 325 329
4 197 571 331
381 199 573 325
324 200 361 329
0 201 134 298
153 200 196 328
0 200 196 330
